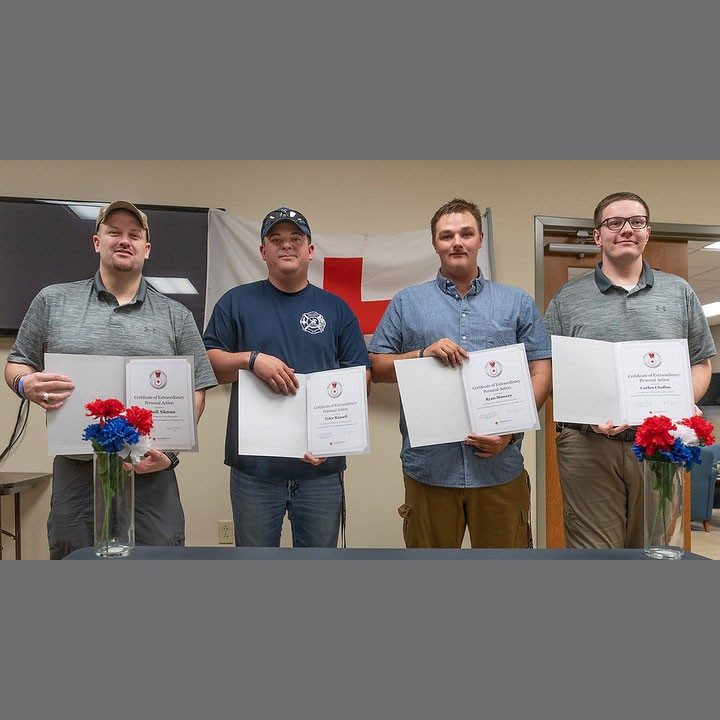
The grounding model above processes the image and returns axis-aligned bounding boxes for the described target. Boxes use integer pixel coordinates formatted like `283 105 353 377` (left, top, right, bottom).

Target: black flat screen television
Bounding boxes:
0 197 211 335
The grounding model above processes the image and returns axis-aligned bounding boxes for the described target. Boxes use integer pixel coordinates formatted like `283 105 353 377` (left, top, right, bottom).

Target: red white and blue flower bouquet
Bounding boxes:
83 398 154 557
632 415 715 559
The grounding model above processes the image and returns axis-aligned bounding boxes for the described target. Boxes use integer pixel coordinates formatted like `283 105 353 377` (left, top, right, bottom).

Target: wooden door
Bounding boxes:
543 232 690 549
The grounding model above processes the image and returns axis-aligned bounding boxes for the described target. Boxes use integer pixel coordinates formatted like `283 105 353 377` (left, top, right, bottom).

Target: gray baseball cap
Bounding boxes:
96 200 150 239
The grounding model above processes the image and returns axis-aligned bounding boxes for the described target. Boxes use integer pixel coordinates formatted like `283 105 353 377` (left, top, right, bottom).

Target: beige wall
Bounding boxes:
2 160 720 557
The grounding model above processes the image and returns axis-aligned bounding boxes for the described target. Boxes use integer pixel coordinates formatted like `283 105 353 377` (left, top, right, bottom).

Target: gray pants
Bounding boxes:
555 428 644 549
49 456 185 559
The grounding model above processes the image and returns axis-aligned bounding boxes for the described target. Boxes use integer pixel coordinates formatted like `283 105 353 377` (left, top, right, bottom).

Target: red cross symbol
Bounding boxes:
322 257 390 335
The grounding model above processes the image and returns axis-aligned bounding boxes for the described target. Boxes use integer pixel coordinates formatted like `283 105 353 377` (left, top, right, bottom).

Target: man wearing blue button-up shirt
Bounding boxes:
369 198 552 548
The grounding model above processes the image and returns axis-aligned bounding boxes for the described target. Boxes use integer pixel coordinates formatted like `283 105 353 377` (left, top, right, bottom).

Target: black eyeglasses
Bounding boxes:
598 215 649 231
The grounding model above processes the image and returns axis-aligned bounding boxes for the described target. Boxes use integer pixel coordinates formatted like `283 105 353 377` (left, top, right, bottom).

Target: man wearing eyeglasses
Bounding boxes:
203 206 369 548
545 191 716 549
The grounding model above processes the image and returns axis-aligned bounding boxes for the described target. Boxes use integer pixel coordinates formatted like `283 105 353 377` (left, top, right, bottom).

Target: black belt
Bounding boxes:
556 422 637 443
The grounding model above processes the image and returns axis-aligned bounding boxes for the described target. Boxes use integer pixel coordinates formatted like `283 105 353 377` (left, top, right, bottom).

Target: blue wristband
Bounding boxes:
17 375 27 399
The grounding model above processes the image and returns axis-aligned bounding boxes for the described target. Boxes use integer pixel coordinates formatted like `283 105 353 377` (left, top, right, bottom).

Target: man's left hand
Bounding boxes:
124 448 172 474
590 421 630 437
465 433 514 458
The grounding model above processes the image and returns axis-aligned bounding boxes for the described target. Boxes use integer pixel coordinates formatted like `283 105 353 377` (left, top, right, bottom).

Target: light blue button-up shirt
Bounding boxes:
369 270 551 488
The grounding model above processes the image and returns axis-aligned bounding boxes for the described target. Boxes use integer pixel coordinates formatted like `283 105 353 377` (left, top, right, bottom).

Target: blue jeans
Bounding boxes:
230 469 343 548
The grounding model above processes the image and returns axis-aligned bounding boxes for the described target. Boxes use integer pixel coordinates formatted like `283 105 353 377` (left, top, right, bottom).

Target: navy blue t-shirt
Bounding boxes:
203 280 369 479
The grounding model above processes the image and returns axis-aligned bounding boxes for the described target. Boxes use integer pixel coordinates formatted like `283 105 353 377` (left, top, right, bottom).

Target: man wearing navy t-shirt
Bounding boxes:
203 207 369 548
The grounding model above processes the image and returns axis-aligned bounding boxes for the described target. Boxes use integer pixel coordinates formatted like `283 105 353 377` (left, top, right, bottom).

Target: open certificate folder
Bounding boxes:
44 353 198 454
394 344 540 448
551 336 695 425
237 365 369 458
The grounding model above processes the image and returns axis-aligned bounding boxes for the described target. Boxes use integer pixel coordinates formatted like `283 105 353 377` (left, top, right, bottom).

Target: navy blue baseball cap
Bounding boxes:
260 207 312 240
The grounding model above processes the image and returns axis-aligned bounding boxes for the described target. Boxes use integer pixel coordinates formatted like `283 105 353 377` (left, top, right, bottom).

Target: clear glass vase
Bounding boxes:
93 451 135 558
643 459 684 559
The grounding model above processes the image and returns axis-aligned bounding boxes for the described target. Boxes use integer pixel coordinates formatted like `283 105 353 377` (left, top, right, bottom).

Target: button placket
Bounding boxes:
459 299 469 343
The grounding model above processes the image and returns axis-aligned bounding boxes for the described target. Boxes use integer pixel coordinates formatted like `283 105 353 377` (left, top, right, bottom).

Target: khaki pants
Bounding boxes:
398 470 532 549
555 428 644 549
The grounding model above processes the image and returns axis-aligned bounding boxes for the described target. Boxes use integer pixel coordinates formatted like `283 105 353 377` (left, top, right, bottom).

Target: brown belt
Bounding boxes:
556 422 637 443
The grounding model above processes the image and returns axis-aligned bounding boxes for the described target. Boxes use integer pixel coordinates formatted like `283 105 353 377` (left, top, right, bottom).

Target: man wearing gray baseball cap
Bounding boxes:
4 200 216 558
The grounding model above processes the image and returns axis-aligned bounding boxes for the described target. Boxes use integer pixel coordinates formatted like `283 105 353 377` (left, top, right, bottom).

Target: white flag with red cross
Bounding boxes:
204 209 493 338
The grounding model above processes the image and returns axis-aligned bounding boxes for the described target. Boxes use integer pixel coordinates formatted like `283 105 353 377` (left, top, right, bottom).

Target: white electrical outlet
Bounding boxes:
218 521 234 544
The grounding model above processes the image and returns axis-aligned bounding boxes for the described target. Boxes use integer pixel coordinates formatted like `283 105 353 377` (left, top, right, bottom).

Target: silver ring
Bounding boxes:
42 391 50 403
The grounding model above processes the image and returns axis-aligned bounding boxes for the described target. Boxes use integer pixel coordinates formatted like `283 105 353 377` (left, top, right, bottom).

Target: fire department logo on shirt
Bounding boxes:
485 360 502 377
300 311 326 335
643 351 662 368
149 370 168 389
327 381 343 398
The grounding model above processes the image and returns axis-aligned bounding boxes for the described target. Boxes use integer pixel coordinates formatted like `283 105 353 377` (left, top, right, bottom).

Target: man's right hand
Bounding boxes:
423 338 469 368
252 353 300 395
22 372 75 411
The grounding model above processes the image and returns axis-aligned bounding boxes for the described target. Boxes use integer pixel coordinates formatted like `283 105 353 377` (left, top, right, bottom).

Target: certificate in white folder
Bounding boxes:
44 353 197 454
551 336 694 425
394 344 540 448
238 365 369 458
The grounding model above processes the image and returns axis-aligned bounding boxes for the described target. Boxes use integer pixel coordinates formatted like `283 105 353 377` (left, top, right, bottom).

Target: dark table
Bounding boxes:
0 472 51 560
65 546 709 560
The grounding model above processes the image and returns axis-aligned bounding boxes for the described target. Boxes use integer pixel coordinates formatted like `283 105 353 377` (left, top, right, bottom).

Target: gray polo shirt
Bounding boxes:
544 262 716 364
9 272 216 388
